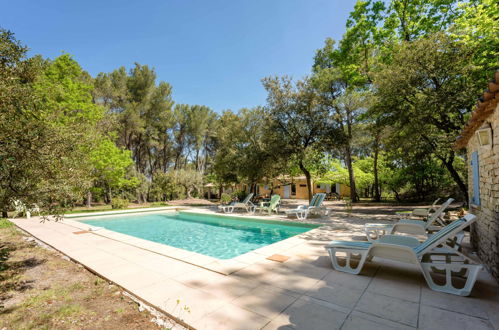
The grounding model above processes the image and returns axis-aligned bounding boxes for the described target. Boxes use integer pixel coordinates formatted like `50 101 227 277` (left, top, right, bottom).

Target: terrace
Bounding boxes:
8 200 499 329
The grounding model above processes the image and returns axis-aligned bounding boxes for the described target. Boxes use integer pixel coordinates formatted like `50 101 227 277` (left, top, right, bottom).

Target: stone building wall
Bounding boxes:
467 103 499 281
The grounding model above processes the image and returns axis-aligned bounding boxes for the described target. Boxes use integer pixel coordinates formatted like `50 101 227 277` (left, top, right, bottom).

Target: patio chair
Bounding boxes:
285 193 328 220
258 194 281 215
364 198 454 242
325 214 482 296
218 193 255 213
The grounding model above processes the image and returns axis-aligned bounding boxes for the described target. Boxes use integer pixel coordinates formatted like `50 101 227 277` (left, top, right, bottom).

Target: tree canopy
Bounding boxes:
1 0 496 212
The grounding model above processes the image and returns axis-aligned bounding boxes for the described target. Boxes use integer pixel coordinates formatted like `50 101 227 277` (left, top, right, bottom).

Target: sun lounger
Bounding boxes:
258 194 281 215
364 198 454 242
411 198 441 218
286 193 327 220
218 193 255 213
326 214 482 296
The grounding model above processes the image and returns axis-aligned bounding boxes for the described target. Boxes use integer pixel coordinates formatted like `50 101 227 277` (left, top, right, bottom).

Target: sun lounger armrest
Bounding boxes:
377 235 420 248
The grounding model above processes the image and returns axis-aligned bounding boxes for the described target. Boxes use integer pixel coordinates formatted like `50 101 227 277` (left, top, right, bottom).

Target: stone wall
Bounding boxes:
467 103 499 281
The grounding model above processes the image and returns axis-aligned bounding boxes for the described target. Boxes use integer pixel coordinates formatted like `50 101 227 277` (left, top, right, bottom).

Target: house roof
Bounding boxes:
455 71 499 149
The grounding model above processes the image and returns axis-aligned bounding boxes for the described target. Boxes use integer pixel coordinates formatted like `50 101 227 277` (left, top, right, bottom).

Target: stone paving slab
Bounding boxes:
9 211 499 330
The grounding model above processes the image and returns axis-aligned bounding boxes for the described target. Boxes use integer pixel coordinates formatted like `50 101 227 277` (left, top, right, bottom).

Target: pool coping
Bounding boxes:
63 208 322 275
64 206 179 218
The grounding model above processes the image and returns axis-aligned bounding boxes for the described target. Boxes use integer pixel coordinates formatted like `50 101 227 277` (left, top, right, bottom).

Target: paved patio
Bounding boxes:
9 204 499 330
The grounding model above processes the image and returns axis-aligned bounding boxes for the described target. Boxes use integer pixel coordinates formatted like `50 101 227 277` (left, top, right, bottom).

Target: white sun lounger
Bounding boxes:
326 214 482 296
364 198 454 242
218 193 255 213
286 193 327 220
412 198 441 218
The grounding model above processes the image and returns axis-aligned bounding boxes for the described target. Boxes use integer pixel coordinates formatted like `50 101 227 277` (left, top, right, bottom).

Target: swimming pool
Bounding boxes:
80 212 318 259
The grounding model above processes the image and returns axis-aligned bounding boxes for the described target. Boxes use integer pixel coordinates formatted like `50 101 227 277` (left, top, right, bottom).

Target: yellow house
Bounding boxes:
256 176 350 199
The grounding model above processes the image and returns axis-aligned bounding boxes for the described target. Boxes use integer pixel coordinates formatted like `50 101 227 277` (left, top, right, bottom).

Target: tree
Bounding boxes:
93 64 174 178
451 0 499 76
89 138 138 203
262 76 342 200
371 33 483 202
384 0 465 42
176 169 203 198
212 108 283 194
0 30 96 216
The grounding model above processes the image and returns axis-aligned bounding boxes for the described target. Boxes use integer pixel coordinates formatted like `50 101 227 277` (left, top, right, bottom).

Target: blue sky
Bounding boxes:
2 0 355 112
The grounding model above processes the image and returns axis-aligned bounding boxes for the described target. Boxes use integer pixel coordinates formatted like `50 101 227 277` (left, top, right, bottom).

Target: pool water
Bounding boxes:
81 212 318 259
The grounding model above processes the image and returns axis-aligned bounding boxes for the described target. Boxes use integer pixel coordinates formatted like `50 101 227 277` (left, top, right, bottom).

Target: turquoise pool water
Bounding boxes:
81 212 318 259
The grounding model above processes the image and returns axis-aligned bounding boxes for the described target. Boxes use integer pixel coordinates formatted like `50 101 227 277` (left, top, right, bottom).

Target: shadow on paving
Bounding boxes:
219 250 499 330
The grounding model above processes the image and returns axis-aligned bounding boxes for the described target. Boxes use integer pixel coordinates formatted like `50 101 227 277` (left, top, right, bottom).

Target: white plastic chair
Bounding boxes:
364 198 454 242
326 214 482 296
218 193 255 213
286 193 328 220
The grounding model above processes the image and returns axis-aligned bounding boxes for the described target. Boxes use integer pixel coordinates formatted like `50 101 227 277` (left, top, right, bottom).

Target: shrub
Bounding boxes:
220 193 232 205
111 198 129 209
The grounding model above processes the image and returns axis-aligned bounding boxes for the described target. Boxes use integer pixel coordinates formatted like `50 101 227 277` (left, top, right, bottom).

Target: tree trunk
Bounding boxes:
86 191 92 208
373 145 381 202
2 211 7 218
195 149 200 172
107 186 112 204
298 160 313 202
344 109 358 202
344 146 358 202
441 157 468 206
392 189 401 202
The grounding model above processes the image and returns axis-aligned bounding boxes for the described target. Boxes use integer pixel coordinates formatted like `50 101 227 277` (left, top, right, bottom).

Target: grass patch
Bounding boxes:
0 218 13 229
0 221 168 329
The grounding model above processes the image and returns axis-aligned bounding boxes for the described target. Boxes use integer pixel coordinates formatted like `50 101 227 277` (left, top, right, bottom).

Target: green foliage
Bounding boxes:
233 190 248 202
175 169 203 198
93 64 175 178
111 198 129 209
3 0 494 209
262 76 344 199
150 169 202 201
90 138 138 198
34 54 103 126
220 193 232 205
451 0 499 73
371 33 480 200
150 171 182 201
212 107 283 189
0 30 95 215
0 218 13 229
